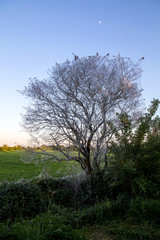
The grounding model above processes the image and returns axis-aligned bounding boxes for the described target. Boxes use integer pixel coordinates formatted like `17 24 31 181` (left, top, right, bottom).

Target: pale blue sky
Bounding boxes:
0 0 160 146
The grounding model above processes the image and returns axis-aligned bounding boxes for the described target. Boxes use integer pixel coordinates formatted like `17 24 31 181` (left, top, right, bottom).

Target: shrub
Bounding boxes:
127 198 160 224
0 179 46 221
135 134 160 179
65 196 129 227
107 100 160 199
36 174 109 208
36 177 74 207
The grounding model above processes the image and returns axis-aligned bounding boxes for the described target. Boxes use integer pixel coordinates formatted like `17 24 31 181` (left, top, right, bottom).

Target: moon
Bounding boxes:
99 21 102 24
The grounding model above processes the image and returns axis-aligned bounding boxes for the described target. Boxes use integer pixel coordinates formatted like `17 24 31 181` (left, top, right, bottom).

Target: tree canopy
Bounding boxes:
20 54 143 175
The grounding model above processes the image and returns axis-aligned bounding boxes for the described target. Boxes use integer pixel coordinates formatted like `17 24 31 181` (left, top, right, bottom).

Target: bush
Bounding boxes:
65 196 130 227
36 174 109 208
107 101 160 199
127 198 160 224
105 160 136 198
0 179 46 221
37 177 74 207
135 134 160 179
141 199 160 223
66 201 110 226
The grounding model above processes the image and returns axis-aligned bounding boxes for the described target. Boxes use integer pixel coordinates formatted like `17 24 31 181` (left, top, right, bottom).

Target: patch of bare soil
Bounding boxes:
87 226 114 240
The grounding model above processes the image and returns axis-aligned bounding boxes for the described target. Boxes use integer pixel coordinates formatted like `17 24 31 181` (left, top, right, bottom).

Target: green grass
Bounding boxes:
0 211 87 240
0 151 81 182
105 219 160 240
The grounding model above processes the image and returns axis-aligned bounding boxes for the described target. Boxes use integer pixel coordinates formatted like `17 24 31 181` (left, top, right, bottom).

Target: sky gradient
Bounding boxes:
0 0 160 146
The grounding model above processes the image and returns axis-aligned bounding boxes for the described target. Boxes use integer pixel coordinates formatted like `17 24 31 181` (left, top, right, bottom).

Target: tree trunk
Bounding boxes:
86 140 92 175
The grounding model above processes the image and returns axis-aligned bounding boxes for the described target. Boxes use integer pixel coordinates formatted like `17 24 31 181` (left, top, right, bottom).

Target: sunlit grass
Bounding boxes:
0 151 81 183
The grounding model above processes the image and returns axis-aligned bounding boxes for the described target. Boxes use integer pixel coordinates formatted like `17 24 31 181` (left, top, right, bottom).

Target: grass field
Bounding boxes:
0 151 81 183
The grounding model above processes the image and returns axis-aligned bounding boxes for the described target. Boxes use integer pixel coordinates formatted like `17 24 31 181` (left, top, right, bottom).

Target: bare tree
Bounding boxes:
20 54 143 177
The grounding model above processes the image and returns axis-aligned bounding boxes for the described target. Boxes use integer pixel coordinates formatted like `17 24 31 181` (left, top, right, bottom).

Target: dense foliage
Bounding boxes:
106 99 160 199
0 180 46 222
0 99 160 239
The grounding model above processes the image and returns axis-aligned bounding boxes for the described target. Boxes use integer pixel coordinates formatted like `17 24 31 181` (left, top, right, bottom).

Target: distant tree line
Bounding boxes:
0 145 26 151
0 144 77 151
